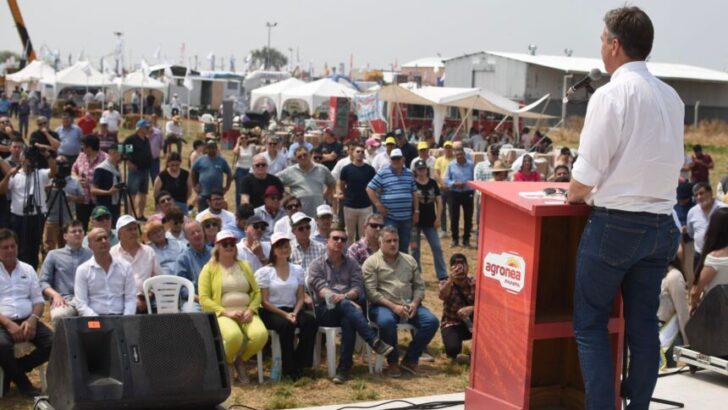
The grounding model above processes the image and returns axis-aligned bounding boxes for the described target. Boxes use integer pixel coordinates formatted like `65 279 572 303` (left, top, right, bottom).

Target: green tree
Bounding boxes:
0 50 21 62
250 47 288 70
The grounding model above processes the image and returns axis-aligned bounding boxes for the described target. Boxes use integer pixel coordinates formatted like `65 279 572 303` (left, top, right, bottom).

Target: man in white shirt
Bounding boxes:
567 7 683 409
74 227 136 317
110 215 162 313
687 182 725 266
196 190 237 231
236 215 270 273
0 228 51 397
262 135 288 175
164 115 184 154
101 103 121 140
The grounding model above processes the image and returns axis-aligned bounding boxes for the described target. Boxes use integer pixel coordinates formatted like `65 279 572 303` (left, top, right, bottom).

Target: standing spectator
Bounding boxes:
189 139 206 167
101 103 122 148
362 226 439 377
256 232 318 381
123 119 154 220
9 87 21 118
56 111 84 165
170 93 181 116
434 141 455 237
365 137 381 164
289 212 326 272
690 144 713 183
198 230 268 384
371 136 396 172
339 144 375 244
94 89 105 105
394 128 418 167
29 116 60 169
77 109 97 136
196 189 236 231
409 141 436 175
412 159 447 281
145 92 156 115
74 227 137 317
110 215 162 313
43 159 84 253
131 91 140 113
444 147 475 248
96 117 118 153
145 220 184 276
0 228 52 397
366 149 418 253
176 220 212 295
254 185 286 240
318 128 343 171
153 152 193 215
17 98 30 138
91 144 122 223
191 140 232 212
0 94 9 117
72 135 107 230
39 220 92 323
262 135 288 175
232 131 257 209
687 182 725 268
347 214 384 266
277 146 336 218
307 227 394 383
37 97 52 119
240 154 284 209
438 253 475 364
273 196 302 236
164 115 184 154
513 154 541 182
148 114 165 183
287 129 313 162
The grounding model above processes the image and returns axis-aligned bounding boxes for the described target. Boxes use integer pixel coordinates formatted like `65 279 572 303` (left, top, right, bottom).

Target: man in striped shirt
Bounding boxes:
366 149 419 253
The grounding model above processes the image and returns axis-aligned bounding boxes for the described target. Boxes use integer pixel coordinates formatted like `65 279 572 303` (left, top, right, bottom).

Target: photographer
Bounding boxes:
91 144 123 224
438 253 475 364
43 159 84 254
0 146 57 268
28 116 60 169
71 135 107 230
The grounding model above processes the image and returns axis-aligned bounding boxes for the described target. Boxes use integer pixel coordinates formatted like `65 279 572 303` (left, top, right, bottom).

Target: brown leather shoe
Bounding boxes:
400 360 421 375
387 363 402 378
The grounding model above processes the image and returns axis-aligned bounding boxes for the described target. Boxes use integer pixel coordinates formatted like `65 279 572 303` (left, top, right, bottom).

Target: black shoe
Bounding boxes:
17 382 40 398
450 241 459 248
372 338 394 356
463 241 472 249
332 371 349 384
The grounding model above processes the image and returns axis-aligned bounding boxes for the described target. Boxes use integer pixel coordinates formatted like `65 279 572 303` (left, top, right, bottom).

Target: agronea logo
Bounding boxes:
483 252 526 294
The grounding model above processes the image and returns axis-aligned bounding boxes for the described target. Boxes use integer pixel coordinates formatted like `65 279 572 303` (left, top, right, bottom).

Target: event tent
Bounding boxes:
5 60 56 83
280 78 358 115
114 71 168 95
40 61 116 99
378 84 552 141
249 77 305 114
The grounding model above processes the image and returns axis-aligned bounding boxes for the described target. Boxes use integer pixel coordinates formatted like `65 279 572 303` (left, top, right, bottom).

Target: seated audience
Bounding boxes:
347 214 383 266
657 256 690 368
289 212 326 273
196 189 236 231
513 154 541 181
237 215 271 273
145 220 184 275
200 213 222 247
690 208 728 313
164 207 187 248
82 206 119 247
273 196 302 235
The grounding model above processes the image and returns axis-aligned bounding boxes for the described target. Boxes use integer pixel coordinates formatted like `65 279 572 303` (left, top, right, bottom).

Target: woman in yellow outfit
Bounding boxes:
199 230 269 384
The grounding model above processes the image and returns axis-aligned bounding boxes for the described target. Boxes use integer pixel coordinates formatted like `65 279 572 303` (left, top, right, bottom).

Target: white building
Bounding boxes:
445 51 728 123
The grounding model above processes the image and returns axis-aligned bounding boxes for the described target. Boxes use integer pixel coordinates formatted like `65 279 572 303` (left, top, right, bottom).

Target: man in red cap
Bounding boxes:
254 185 286 241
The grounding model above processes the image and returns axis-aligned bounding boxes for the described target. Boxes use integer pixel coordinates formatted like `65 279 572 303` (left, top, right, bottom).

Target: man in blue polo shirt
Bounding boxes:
444 147 475 248
191 139 232 212
56 110 84 165
366 149 419 253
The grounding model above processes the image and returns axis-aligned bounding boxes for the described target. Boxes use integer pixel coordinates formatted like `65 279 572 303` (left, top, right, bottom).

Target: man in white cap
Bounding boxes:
236 215 271 273
289 212 326 272
101 103 121 142
110 215 162 313
311 205 334 244
97 116 118 153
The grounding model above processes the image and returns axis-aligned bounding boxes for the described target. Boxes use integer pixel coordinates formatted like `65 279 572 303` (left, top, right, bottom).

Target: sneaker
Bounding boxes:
387 363 402 378
420 351 435 362
450 241 459 248
332 371 349 384
455 354 471 365
372 339 395 357
400 360 421 375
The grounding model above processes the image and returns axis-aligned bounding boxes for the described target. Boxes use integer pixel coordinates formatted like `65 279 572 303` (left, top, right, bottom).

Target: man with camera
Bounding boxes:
91 144 123 223
28 116 60 169
0 145 57 269
123 119 154 221
43 158 84 254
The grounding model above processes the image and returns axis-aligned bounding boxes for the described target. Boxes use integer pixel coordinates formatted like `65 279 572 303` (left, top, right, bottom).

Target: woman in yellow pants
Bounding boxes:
199 230 268 384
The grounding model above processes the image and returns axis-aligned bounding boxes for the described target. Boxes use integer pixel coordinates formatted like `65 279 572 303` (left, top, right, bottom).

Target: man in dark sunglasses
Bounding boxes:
272 196 301 235
239 153 284 209
253 185 285 240
289 212 325 272
237 215 270 272
261 135 287 175
346 213 384 266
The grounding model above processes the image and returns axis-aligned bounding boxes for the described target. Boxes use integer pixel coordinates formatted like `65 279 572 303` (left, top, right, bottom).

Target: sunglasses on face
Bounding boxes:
296 224 311 232
254 163 267 168
296 153 309 160
159 197 173 204
268 142 277 146
252 223 267 230
313 156 323 161
220 240 237 249
368 223 384 229
286 203 301 210
204 222 220 229
330 236 347 243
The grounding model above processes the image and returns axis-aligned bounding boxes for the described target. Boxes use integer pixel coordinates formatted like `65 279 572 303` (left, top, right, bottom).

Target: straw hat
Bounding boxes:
491 160 511 173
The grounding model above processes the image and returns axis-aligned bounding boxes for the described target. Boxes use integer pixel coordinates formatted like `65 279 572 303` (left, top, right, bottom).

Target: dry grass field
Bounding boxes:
2 115 727 409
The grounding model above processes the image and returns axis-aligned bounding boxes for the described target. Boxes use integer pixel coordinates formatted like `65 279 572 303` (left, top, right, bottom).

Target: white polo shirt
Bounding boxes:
0 260 44 320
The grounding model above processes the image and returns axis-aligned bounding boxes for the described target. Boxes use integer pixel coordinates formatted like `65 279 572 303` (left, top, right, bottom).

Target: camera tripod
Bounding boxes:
119 157 138 219
17 166 45 268
45 176 73 244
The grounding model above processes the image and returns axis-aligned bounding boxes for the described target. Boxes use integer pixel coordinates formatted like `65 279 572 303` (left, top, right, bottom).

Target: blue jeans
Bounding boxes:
234 167 249 210
384 217 412 253
315 298 376 372
369 304 438 365
573 209 679 410
127 168 150 195
411 226 447 280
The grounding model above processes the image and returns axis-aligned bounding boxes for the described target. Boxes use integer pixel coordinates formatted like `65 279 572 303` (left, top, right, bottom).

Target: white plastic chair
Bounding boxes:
142 276 197 314
0 342 47 398
313 327 372 377
264 328 300 381
370 322 417 373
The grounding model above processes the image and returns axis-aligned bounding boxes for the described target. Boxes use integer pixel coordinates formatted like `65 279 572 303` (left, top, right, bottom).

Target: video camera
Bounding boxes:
24 144 56 169
52 159 72 188
118 143 134 161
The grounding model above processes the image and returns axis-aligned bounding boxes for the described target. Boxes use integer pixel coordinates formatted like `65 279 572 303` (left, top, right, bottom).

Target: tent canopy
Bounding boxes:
249 77 306 114
5 60 56 83
40 61 116 100
280 78 358 115
115 71 168 96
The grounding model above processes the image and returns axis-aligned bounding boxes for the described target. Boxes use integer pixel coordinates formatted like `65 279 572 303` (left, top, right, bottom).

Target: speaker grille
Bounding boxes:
138 315 207 395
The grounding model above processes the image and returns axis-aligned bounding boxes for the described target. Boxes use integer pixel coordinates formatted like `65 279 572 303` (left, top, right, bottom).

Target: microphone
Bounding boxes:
566 68 602 97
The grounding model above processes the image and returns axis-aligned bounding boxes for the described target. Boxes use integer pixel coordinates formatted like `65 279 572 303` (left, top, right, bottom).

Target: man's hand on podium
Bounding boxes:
567 178 593 204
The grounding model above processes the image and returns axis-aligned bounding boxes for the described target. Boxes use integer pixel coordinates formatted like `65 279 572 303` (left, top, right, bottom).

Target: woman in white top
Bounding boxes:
255 232 317 380
690 208 728 314
233 131 257 210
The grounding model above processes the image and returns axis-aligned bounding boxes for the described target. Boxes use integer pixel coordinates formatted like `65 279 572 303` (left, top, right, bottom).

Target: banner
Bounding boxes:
353 92 384 122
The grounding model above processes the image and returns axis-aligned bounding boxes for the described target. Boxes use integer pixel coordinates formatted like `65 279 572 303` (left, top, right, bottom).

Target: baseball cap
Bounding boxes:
316 204 334 217
271 232 291 246
199 213 222 224
290 212 312 226
115 214 137 231
245 215 268 227
215 230 236 243
90 205 112 220
385 137 396 145
414 159 428 169
366 137 381 148
264 185 281 197
136 119 150 129
443 141 453 148
417 141 429 150
389 148 403 158
206 139 218 146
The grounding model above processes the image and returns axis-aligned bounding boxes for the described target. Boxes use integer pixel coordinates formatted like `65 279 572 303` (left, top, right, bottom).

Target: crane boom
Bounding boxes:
7 0 36 65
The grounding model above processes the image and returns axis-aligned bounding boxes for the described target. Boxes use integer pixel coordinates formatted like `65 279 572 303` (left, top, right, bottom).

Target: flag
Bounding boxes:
183 67 194 91
81 62 92 76
153 46 161 60
140 59 150 75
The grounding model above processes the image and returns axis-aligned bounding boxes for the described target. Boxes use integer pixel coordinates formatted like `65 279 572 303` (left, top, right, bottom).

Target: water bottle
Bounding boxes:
324 290 335 310
401 298 411 324
270 354 282 381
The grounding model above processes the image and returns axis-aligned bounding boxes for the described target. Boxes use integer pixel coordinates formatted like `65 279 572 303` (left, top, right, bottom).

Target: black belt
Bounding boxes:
592 206 665 218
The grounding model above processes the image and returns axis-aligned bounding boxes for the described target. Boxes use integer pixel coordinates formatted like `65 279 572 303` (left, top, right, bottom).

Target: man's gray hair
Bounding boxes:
378 225 399 241
365 213 384 225
252 153 268 164
183 220 202 235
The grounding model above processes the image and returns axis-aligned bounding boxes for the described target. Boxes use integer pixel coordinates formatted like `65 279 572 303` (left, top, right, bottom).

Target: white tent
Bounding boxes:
249 77 305 114
280 78 358 115
41 61 116 100
115 71 168 95
5 60 56 83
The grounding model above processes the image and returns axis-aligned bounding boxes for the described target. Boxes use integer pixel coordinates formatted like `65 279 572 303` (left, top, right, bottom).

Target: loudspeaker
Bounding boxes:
47 313 230 410
685 284 728 357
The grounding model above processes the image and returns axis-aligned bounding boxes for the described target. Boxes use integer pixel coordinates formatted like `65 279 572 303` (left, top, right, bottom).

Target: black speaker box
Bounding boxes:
685 284 728 357
47 313 230 410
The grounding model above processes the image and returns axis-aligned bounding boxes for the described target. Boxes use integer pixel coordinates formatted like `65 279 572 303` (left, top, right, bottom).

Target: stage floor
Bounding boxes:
285 369 728 409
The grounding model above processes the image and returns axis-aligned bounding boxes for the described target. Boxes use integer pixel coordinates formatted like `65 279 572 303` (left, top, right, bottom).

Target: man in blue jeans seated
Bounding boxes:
362 226 438 378
307 226 394 384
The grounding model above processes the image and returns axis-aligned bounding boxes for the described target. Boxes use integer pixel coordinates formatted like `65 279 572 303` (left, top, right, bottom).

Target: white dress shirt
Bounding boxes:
196 208 237 232
687 201 725 254
237 240 271 273
572 61 685 215
0 260 44 320
73 257 137 316
8 169 51 215
110 243 162 295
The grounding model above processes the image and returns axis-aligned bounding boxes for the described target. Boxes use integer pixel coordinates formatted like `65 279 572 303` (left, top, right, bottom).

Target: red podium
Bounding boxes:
465 182 625 410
